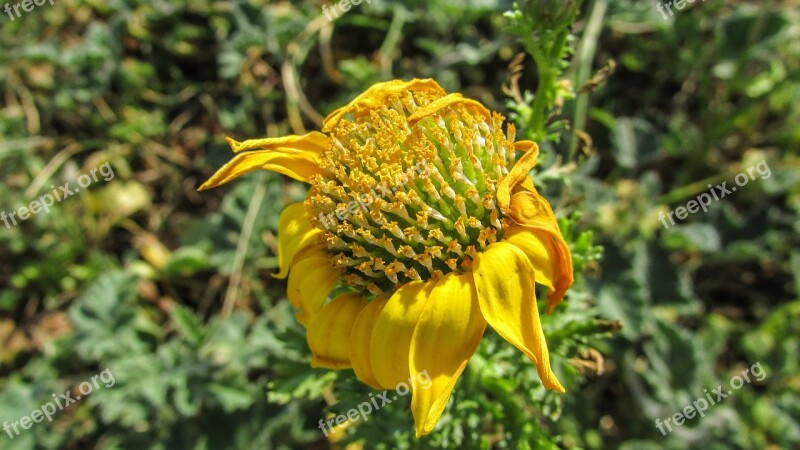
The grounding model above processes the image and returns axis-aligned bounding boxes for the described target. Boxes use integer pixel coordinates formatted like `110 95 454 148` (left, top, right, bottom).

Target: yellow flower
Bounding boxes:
200 79 574 436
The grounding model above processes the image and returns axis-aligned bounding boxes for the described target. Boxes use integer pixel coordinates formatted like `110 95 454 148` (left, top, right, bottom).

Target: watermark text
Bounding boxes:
659 160 770 229
1 161 115 229
655 361 766 435
318 369 432 436
3 368 116 440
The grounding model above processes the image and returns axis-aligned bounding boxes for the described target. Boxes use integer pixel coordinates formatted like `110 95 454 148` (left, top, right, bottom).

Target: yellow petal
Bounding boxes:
307 293 368 369
504 227 556 292
407 93 490 125
518 176 536 193
198 132 329 189
514 140 538 153
506 191 574 312
225 132 329 154
322 79 446 132
473 242 565 392
506 189 553 228
290 243 329 265
274 203 321 279
349 295 392 389
288 256 340 326
496 141 540 213
409 272 486 437
369 280 435 388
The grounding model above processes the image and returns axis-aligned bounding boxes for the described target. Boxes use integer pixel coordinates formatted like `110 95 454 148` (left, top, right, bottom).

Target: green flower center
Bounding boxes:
306 91 519 294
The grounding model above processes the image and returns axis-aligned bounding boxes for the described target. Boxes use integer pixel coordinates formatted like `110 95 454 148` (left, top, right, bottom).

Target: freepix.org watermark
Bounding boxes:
3 368 115 440
317 161 431 230
1 161 115 229
656 0 705 20
322 0 371 22
3 0 55 22
659 160 770 229
654 361 766 436
318 369 432 437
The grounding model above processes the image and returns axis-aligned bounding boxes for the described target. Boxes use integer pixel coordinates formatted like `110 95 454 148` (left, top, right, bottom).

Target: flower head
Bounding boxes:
200 79 573 436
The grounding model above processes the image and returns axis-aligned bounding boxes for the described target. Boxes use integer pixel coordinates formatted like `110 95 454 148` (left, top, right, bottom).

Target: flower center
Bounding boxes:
306 90 519 295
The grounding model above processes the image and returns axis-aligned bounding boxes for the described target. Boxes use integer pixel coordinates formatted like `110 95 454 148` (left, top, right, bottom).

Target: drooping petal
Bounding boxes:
200 152 323 186
504 228 555 292
274 203 321 279
307 293 368 369
506 191 574 312
369 280 435 388
496 141 540 213
288 256 341 326
198 132 329 189
349 295 392 389
322 79 446 132
504 226 572 312
473 242 565 392
407 93 490 125
409 272 486 437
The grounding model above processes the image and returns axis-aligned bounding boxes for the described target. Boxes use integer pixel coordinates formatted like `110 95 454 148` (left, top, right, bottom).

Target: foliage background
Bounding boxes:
1 0 798 449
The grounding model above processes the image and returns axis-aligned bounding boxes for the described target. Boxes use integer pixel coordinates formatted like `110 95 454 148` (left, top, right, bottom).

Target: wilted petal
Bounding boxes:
473 242 564 392
198 132 329 189
507 190 574 311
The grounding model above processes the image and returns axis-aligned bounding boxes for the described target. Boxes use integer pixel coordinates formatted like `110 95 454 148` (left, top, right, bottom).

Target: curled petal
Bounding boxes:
506 191 574 311
307 293 368 369
322 79 446 132
410 272 486 437
514 140 538 153
473 242 564 392
407 94 491 125
198 132 329 189
497 141 540 213
225 133 329 154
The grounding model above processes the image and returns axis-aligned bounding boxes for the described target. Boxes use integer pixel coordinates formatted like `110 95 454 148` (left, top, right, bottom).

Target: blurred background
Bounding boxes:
1 0 798 449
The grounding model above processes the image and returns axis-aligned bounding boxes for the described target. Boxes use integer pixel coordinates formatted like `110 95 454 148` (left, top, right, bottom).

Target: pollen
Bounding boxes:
305 87 518 295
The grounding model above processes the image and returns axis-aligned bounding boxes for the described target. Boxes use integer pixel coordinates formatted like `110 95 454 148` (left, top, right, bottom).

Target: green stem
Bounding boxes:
528 43 556 142
570 0 608 158
657 173 729 205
